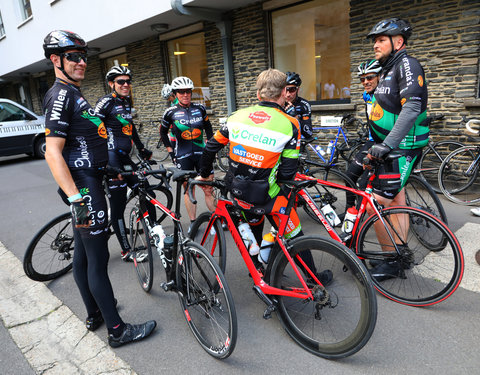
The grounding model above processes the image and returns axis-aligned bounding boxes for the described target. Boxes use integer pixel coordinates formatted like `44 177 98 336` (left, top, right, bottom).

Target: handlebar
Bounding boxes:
120 165 172 189
362 149 402 167
187 179 227 204
466 119 480 135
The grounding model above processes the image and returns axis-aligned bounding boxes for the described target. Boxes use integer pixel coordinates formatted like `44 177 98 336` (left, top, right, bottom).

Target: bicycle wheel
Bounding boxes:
216 144 229 172
271 235 377 359
24 212 74 282
188 211 226 272
356 207 464 306
417 141 464 193
125 185 173 226
129 207 154 292
438 145 480 205
405 175 447 223
176 240 237 359
302 167 356 224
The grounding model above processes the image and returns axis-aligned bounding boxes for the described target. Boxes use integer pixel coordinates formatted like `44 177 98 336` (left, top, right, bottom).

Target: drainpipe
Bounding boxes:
171 0 236 115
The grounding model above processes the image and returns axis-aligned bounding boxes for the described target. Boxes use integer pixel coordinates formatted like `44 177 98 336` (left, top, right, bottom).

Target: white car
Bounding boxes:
0 98 46 158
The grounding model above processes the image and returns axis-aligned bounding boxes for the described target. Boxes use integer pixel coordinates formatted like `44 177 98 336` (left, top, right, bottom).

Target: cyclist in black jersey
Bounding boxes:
365 18 429 281
160 76 215 228
284 72 313 139
42 30 156 347
95 65 153 262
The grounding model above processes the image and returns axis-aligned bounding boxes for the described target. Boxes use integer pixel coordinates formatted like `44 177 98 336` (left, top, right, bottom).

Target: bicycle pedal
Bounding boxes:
263 305 276 320
160 280 175 292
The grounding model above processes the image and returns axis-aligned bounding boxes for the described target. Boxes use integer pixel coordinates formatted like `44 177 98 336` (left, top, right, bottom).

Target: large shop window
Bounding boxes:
167 32 210 108
272 0 350 104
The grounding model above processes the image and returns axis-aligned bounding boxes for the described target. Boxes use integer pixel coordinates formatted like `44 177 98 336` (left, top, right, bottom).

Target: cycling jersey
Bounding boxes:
44 78 108 169
285 96 313 138
160 103 213 159
94 93 144 154
200 101 300 202
369 50 428 149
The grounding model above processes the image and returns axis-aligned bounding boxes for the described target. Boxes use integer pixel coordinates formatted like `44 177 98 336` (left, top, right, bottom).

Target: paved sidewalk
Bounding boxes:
0 241 134 375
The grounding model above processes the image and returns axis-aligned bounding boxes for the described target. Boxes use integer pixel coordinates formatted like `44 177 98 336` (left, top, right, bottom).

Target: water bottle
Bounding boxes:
321 204 341 226
238 222 260 255
315 145 326 157
151 224 166 249
162 234 174 272
327 140 334 155
258 228 276 264
342 207 358 234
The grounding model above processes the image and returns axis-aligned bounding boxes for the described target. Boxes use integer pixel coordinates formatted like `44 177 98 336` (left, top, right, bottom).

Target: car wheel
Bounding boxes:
34 137 46 158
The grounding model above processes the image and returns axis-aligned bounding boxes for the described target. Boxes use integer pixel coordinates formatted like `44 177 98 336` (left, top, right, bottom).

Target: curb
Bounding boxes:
0 241 135 375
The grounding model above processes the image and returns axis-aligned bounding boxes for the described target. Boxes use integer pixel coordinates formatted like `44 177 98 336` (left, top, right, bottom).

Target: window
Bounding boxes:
0 101 31 122
19 0 32 20
0 11 5 38
167 32 210 107
271 0 351 104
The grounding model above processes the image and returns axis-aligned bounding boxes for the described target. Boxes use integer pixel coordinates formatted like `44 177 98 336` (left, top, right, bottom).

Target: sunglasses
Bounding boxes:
360 75 377 82
115 79 132 86
63 52 88 63
176 89 192 95
286 86 298 93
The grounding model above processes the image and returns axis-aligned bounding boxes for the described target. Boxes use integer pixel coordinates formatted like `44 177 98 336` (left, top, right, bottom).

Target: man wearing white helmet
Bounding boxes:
161 83 178 150
160 76 215 228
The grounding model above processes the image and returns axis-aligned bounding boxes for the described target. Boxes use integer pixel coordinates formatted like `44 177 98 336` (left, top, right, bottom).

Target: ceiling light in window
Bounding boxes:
174 51 187 55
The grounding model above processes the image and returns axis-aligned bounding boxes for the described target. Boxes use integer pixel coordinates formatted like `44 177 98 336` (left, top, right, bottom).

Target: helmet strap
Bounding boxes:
57 54 79 83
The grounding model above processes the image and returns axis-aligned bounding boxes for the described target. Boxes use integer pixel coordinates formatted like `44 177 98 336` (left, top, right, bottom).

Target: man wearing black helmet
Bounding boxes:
365 18 429 281
42 30 156 347
284 71 313 139
95 66 153 262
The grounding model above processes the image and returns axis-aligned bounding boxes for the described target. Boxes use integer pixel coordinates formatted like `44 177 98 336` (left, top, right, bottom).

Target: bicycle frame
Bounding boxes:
308 126 349 165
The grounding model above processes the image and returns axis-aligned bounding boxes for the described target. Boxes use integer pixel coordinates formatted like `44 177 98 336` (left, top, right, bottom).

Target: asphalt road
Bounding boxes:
1 155 480 374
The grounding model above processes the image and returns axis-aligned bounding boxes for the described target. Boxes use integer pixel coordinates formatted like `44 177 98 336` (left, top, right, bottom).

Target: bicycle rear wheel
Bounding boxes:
272 236 377 359
188 211 226 272
302 167 356 224
125 185 173 226
438 145 480 205
215 144 229 172
129 207 154 292
356 207 464 306
176 240 237 359
405 175 447 223
24 212 74 281
417 141 464 193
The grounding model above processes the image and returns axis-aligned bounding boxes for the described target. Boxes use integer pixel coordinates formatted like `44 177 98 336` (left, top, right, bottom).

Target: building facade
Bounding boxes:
1 0 479 145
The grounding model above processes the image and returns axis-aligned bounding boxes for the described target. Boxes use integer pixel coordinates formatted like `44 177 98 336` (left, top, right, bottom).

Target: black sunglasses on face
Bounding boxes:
176 89 192 95
115 79 132 86
286 86 298 93
63 52 88 63
360 75 377 82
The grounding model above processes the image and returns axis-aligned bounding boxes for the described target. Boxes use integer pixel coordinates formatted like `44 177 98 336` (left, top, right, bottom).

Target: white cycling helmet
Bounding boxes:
171 76 194 91
106 65 131 81
161 83 173 99
357 59 382 76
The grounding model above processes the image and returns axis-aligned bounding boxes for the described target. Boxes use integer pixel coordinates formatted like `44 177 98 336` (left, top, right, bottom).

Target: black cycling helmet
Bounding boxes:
286 71 302 86
367 18 412 41
43 30 87 59
106 65 132 82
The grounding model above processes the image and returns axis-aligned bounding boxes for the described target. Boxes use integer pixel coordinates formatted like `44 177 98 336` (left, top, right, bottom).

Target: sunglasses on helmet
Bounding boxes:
63 52 88 63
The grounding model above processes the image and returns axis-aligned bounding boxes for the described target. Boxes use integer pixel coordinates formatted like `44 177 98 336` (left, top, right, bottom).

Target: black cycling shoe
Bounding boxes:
369 261 401 282
86 298 118 331
108 321 157 348
316 269 333 286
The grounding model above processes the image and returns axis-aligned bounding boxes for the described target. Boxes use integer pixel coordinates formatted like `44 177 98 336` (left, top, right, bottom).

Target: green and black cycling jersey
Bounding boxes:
160 103 213 159
94 92 144 154
369 50 428 149
44 78 108 169
285 96 313 138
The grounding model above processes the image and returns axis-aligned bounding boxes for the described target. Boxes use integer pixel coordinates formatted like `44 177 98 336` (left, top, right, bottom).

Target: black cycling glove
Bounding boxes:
105 165 123 178
71 200 90 226
139 148 153 160
169 151 176 164
369 142 392 160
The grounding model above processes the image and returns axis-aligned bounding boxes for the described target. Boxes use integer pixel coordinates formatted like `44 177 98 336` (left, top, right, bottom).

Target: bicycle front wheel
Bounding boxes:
129 207 154 292
24 212 74 281
272 236 377 359
176 240 237 359
215 144 230 173
417 141 464 193
438 145 480 205
356 207 464 306
126 185 173 226
405 175 448 223
188 211 226 272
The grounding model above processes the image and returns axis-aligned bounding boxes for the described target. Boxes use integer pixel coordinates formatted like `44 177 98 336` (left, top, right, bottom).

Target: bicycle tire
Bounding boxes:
129 207 154 292
24 212 74 282
216 144 229 172
125 185 173 226
271 235 377 359
356 206 464 306
188 211 226 272
302 167 356 224
417 140 464 193
176 240 237 359
438 145 480 205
